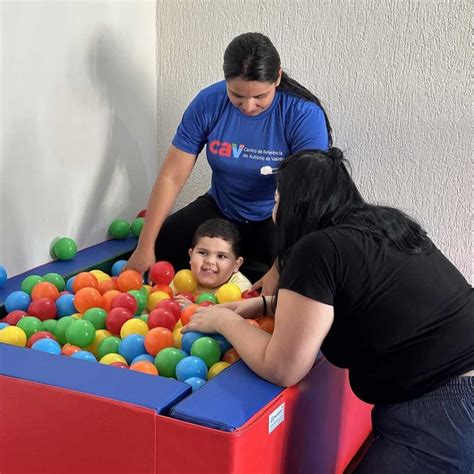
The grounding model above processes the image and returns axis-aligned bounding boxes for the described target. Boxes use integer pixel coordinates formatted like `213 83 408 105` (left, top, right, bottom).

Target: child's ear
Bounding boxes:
188 248 193 258
233 256 243 272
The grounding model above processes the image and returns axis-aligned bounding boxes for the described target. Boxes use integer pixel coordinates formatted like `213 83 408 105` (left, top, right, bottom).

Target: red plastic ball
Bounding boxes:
3 310 27 325
176 292 195 303
241 289 260 299
137 209 147 218
155 299 181 322
27 331 57 348
149 261 175 286
110 293 138 315
105 307 133 335
148 308 176 331
199 301 215 307
28 298 57 321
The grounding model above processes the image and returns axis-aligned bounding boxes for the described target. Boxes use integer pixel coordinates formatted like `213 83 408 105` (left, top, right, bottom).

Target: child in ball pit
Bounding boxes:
172 218 252 306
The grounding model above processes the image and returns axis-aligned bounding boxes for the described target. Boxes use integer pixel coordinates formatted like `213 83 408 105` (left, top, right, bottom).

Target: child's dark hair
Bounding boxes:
192 218 242 257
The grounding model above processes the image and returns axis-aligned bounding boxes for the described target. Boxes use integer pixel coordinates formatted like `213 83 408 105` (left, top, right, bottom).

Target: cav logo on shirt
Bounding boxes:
208 140 244 158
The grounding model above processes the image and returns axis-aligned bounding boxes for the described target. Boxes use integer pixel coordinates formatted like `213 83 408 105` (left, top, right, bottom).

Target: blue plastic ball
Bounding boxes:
119 334 146 364
0 265 7 288
5 291 31 313
65 276 76 293
211 333 232 354
31 338 61 355
0 322 10 330
184 376 207 392
111 260 127 276
56 293 76 317
181 331 206 354
131 353 155 365
71 350 97 362
176 356 208 382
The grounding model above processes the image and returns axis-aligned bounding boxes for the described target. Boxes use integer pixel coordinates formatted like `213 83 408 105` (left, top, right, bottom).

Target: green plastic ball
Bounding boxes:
190 337 221 368
43 273 66 292
108 219 131 239
53 237 77 261
53 316 74 345
97 336 122 359
66 319 96 347
154 347 186 378
130 217 145 237
195 292 218 305
17 316 43 339
21 275 44 295
83 307 107 330
138 314 149 323
128 290 147 315
42 319 58 333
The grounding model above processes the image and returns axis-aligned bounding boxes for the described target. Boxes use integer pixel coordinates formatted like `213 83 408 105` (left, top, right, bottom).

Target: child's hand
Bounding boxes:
174 294 193 308
182 306 242 334
217 297 266 319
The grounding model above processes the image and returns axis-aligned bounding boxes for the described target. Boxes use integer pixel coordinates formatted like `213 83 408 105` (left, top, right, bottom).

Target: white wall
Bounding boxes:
0 0 157 277
156 0 472 281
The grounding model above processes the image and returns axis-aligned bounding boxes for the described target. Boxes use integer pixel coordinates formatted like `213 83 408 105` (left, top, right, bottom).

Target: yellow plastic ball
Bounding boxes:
142 284 152 295
85 329 112 356
208 361 231 379
120 318 149 339
173 269 198 294
71 313 83 319
147 291 170 311
215 283 242 303
100 353 127 365
172 326 183 349
174 319 183 330
90 270 111 282
0 326 27 347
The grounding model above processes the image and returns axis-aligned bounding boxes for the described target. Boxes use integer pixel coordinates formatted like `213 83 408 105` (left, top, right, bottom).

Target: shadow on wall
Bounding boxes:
77 28 153 242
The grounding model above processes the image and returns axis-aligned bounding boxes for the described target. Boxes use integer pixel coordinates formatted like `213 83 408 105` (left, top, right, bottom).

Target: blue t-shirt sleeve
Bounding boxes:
287 103 329 153
172 91 210 156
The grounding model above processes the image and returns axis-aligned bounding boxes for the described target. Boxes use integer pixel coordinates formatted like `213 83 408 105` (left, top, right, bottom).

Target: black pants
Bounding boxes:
155 194 276 283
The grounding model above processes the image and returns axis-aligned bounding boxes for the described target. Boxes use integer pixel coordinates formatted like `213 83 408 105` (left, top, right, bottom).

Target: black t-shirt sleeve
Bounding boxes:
279 232 338 305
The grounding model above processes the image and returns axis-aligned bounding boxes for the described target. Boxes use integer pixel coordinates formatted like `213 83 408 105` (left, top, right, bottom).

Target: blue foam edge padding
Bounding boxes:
170 360 284 432
0 343 191 414
0 238 137 306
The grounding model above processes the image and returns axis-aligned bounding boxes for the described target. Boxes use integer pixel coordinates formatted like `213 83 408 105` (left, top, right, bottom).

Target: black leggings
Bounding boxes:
154 194 276 283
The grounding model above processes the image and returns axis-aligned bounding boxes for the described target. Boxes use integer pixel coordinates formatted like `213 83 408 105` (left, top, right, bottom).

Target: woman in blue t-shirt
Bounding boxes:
126 32 331 292
183 148 473 472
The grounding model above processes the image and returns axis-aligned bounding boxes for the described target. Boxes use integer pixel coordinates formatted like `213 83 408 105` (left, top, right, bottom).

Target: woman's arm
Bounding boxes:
184 289 334 387
126 145 196 274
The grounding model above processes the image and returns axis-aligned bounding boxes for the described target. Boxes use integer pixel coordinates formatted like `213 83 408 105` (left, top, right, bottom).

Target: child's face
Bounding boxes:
189 237 243 289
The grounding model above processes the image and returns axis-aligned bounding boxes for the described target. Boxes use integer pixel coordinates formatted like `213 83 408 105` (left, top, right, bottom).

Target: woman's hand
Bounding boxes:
251 263 279 296
182 306 243 334
125 246 156 276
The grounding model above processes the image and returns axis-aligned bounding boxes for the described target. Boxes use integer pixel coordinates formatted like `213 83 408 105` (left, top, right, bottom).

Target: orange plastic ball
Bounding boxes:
74 287 103 314
31 282 60 301
256 316 275 334
98 279 117 295
116 270 143 292
102 290 121 312
72 272 99 293
222 348 241 364
246 319 261 328
151 284 174 298
144 327 174 356
180 304 199 326
61 343 82 356
130 360 159 376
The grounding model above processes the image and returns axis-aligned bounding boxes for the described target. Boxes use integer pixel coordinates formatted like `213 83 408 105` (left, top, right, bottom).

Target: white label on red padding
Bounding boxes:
268 403 285 433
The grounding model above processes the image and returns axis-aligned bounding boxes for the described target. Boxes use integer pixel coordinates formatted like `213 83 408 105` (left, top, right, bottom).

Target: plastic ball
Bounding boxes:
28 298 57 321
155 299 181 322
148 308 175 331
108 219 131 239
184 376 206 392
120 318 149 338
72 272 99 292
154 347 186 378
211 333 232 355
172 270 197 294
74 287 103 314
109 362 129 369
83 307 107 330
130 217 145 237
89 270 111 282
31 282 59 302
117 270 142 292
53 316 74 345
106 307 133 335
65 319 96 347
191 337 221 368
176 356 208 382
0 265 7 288
21 275 44 295
215 283 242 304
151 284 174 298
137 209 147 218
97 336 122 359
149 261 175 285
181 331 206 354
100 352 127 365
131 353 155 365
85 329 111 356
98 279 118 295
208 361 231 379
241 289 260 299
130 360 158 375
61 343 82 356
26 331 56 348
176 292 195 303
5 291 31 313
144 327 174 356
180 304 199 326
0 326 27 347
0 322 9 330
41 319 57 333
222 348 241 364
31 338 61 355
65 276 75 292
256 316 275 334
111 260 128 276
110 292 138 315
118 334 146 364
43 273 66 291
195 293 218 305
71 350 97 362
3 310 27 326
128 290 147 315
102 290 121 312
53 237 77 260
147 291 170 311
56 293 76 317
16 316 43 339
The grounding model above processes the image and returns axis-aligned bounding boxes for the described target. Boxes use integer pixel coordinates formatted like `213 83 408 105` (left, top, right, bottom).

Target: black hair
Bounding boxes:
223 32 332 146
192 218 242 257
275 148 431 276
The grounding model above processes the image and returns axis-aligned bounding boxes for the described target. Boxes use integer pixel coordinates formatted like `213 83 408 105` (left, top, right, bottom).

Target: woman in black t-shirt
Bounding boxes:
183 148 473 472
